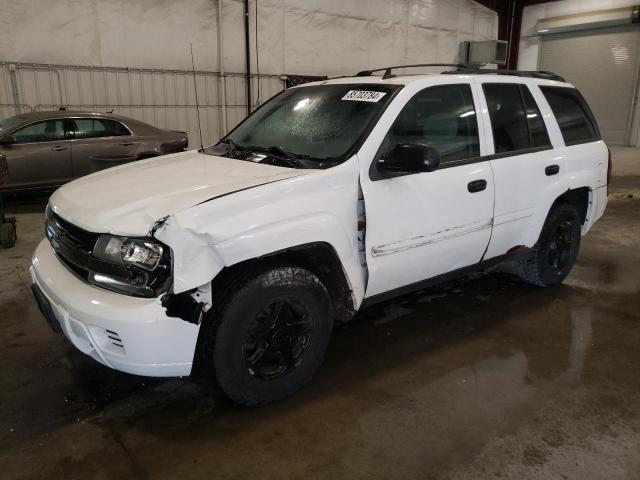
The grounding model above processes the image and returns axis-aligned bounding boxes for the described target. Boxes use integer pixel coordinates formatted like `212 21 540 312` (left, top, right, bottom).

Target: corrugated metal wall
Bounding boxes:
0 61 284 148
539 26 640 146
0 0 498 147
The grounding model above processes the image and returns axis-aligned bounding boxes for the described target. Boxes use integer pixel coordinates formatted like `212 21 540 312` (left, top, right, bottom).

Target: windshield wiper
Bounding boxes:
218 138 245 156
245 145 307 169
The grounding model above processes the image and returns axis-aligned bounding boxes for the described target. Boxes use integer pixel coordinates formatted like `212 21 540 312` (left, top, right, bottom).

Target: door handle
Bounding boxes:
119 141 134 146
51 145 68 152
545 164 560 176
467 179 487 193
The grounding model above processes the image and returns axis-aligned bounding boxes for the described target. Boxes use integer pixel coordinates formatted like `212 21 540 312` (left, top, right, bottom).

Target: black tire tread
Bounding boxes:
199 263 330 407
516 202 580 287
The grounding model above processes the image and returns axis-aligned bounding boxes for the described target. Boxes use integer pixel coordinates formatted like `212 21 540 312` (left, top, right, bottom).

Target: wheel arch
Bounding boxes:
211 241 356 325
525 186 593 249
552 187 590 226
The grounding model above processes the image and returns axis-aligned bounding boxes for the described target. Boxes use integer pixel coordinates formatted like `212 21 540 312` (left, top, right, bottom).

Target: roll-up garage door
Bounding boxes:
539 25 640 146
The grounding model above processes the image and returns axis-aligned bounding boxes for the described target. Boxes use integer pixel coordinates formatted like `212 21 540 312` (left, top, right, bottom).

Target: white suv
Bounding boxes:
31 66 610 406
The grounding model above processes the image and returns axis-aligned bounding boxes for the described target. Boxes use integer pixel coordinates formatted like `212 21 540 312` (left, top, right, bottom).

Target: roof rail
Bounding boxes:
356 63 470 80
444 68 566 82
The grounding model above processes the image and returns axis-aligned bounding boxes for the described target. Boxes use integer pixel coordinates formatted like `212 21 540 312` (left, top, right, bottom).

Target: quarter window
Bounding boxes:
381 84 479 164
13 120 66 143
540 86 599 145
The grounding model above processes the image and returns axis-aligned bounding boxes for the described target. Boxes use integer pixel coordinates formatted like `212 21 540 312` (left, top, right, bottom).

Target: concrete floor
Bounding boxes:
1 148 639 480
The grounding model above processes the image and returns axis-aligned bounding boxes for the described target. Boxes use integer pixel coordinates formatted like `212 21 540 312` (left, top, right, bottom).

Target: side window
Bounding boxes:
522 86 551 148
13 120 66 143
95 119 130 137
72 119 130 139
483 84 530 153
110 120 130 136
72 119 95 139
381 84 479 164
540 86 599 145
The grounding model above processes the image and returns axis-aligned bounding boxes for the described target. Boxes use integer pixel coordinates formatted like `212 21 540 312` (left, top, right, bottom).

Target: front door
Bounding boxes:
0 119 73 190
361 82 495 298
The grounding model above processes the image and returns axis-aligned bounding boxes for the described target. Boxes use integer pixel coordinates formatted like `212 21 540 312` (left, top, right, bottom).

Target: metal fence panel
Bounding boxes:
0 61 284 149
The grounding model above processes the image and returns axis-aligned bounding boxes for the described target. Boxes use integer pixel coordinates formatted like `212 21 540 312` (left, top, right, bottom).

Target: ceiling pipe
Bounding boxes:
243 0 252 116
216 0 228 135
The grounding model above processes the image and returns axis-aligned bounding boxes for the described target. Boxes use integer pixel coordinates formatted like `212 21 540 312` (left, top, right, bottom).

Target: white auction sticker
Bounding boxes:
341 90 387 102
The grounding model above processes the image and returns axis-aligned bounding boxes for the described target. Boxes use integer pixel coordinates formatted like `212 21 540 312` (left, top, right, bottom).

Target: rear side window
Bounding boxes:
483 84 531 153
72 118 130 139
483 83 552 154
97 119 130 137
381 84 480 164
522 87 550 148
540 87 599 145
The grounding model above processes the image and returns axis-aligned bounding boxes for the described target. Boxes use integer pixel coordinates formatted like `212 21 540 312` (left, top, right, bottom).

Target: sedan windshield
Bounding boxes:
206 83 399 167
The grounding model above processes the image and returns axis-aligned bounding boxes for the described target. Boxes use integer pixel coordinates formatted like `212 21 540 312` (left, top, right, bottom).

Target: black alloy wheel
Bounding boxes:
546 219 575 272
242 298 313 381
517 203 582 287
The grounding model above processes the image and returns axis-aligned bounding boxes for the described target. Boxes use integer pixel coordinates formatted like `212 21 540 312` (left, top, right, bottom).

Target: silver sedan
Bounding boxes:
0 110 188 193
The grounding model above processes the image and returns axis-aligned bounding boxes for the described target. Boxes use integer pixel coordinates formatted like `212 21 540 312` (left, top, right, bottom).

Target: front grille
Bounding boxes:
45 208 99 281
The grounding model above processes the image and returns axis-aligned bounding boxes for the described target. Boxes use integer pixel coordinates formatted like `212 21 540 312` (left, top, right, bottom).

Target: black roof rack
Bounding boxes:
355 64 566 82
356 63 470 80
443 68 566 82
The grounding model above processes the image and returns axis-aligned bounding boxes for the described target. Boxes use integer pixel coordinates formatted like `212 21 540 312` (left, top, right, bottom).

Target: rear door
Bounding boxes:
0 119 73 189
361 81 495 298
477 81 562 258
69 118 138 177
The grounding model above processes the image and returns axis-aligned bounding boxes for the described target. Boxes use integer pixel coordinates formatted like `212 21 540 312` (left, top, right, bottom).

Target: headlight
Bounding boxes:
93 235 163 271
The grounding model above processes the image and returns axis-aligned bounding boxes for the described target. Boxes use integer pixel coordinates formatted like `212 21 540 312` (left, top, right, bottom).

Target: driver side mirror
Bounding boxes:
378 143 441 174
0 134 17 145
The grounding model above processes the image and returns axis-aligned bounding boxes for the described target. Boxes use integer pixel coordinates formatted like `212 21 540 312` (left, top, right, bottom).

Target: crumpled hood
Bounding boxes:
49 150 308 235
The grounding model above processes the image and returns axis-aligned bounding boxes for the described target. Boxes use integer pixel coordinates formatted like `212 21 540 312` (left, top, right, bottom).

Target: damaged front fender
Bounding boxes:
153 215 225 295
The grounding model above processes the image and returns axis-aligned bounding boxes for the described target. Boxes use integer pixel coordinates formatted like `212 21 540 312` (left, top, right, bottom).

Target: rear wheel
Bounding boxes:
200 264 333 406
517 203 581 287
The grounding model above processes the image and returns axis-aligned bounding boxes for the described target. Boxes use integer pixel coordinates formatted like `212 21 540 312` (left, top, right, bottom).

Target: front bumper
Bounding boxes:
31 239 200 377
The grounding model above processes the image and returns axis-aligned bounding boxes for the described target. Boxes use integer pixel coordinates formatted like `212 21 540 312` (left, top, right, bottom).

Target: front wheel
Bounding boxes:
199 264 333 406
517 203 582 287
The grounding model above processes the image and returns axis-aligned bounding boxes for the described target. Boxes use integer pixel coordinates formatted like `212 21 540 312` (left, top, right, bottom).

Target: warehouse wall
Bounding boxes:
518 0 640 70
517 0 640 146
0 0 497 146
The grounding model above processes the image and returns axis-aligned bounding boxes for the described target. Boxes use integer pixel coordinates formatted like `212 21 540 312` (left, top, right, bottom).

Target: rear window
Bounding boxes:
483 84 533 154
540 86 599 145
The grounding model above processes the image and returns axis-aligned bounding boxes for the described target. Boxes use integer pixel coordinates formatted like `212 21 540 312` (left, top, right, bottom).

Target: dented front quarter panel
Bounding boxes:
154 157 366 308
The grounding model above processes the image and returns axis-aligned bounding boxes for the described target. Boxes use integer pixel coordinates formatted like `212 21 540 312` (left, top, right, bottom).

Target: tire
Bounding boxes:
517 203 581 287
199 264 333 407
0 222 16 248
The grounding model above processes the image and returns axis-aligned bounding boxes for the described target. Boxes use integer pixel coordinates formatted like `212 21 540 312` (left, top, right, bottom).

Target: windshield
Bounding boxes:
206 83 399 167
